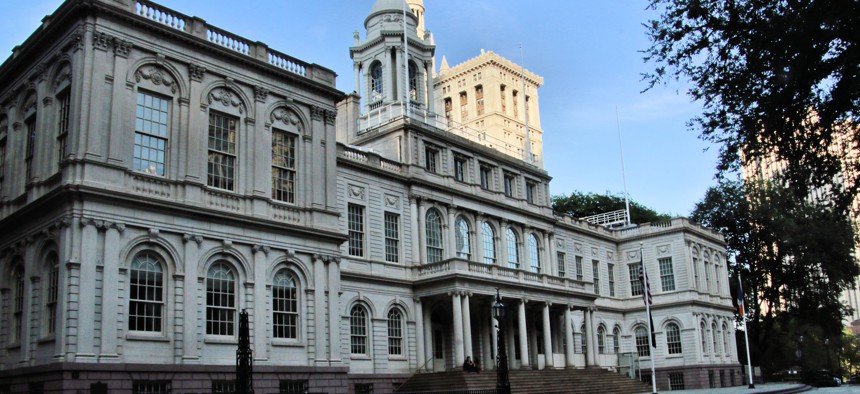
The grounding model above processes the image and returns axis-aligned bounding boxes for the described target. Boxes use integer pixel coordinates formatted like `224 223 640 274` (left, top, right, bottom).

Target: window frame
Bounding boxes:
503 172 515 197
481 221 496 264
384 211 400 263
387 308 404 357
575 256 583 281
133 90 170 177
592 260 600 295
350 305 369 356
607 263 616 297
453 155 466 182
526 181 537 204
527 233 540 273
128 252 166 334
56 88 71 169
370 62 383 102
666 322 682 355
424 145 439 173
207 110 238 191
44 253 59 338
205 261 237 337
479 165 492 190
271 128 297 204
629 262 644 297
557 251 566 277
455 216 471 259
635 326 650 357
426 208 444 263
506 228 520 269
11 262 24 344
659 257 676 292
272 269 299 340
348 204 365 257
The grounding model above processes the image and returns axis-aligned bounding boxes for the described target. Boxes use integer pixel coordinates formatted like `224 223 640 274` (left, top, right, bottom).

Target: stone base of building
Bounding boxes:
0 362 411 394
640 363 744 391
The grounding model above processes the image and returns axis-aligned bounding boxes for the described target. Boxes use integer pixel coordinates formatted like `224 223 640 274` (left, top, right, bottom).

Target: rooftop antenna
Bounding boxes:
520 43 532 164
616 106 632 226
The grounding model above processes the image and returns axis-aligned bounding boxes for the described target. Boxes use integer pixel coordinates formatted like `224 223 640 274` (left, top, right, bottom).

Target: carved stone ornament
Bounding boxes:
310 105 324 121
208 87 244 114
70 25 85 51
324 110 336 125
348 184 366 201
556 238 564 248
270 107 303 133
114 39 132 57
627 250 639 261
23 94 37 114
254 86 269 102
54 64 72 91
384 194 400 209
188 63 206 81
92 31 112 50
135 66 177 93
591 247 598 257
574 242 582 252
607 251 614 260
657 244 671 255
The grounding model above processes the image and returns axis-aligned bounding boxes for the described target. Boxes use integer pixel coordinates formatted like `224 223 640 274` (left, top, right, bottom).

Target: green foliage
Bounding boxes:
551 191 671 224
691 177 858 374
644 0 860 213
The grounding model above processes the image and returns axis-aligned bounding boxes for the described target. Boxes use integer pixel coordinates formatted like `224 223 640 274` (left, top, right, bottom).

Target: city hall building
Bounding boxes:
0 0 741 392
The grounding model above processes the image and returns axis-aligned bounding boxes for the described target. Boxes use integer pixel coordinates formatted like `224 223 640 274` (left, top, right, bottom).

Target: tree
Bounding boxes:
644 0 860 212
551 191 671 224
691 177 858 373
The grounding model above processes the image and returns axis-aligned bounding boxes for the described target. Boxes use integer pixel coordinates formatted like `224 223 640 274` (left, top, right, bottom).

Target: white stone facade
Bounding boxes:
0 0 740 392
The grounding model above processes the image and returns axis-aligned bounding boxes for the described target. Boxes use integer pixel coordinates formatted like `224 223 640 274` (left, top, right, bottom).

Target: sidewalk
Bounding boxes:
639 383 810 394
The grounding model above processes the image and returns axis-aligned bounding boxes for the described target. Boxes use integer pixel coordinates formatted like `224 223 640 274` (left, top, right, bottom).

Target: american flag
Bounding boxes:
638 263 652 306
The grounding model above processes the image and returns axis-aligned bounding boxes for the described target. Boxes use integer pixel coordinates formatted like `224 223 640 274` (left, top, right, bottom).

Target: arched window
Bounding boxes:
666 322 682 354
722 323 730 357
12 262 24 343
635 326 650 357
527 233 540 273
506 228 519 269
350 305 369 355
613 326 621 353
408 62 418 101
206 262 236 336
129 252 165 333
580 323 587 354
22 92 37 181
700 321 708 355
273 270 298 339
712 322 720 355
426 209 444 263
692 248 700 290
597 326 606 354
370 62 383 101
455 216 471 259
45 252 59 336
703 252 712 292
481 222 496 264
388 308 404 356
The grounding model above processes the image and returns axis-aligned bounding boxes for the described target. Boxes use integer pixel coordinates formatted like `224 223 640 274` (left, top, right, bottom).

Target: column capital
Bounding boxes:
183 233 203 245
253 244 271 256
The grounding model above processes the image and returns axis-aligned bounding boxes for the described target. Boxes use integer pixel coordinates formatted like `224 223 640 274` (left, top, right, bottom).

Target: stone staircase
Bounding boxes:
394 368 652 393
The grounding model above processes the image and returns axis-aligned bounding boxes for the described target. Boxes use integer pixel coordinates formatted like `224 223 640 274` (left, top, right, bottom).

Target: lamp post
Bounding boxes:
493 289 511 394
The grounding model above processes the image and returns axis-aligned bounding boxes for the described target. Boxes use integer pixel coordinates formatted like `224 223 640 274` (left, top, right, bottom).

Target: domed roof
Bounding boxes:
370 0 409 15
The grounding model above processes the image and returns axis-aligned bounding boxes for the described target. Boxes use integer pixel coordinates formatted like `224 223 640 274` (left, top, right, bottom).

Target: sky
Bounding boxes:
0 0 721 217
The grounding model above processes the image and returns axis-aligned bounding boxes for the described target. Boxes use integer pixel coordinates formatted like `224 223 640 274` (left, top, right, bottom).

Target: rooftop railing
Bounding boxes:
128 0 333 86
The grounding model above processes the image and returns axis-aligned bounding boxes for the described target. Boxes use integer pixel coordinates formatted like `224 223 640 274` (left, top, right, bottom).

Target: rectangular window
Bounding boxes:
384 212 400 263
557 252 566 277
355 383 374 394
512 90 519 118
500 85 506 113
279 380 309 394
503 172 514 197
575 256 583 281
348 204 365 256
425 146 438 173
134 92 169 176
659 257 676 291
608 263 616 297
454 156 466 182
212 381 236 394
480 165 491 189
459 92 468 120
272 129 296 203
629 263 644 296
207 111 237 190
132 381 170 394
669 373 685 390
475 85 484 116
526 181 537 204
25 116 36 180
46 264 59 335
592 260 600 295
56 89 71 168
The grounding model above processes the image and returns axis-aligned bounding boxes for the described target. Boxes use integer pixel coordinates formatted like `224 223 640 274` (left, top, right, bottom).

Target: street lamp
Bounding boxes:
493 289 511 394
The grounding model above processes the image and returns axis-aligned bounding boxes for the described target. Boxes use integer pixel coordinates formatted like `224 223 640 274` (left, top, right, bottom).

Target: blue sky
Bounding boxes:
0 0 721 217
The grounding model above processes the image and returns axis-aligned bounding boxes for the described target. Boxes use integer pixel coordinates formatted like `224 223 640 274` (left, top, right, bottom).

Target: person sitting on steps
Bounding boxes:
463 356 478 373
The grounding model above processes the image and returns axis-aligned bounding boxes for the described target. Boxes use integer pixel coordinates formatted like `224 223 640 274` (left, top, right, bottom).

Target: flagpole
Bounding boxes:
641 244 657 394
740 275 755 388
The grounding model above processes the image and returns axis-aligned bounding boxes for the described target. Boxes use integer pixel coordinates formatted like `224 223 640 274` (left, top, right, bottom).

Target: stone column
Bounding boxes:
414 297 426 371
410 197 420 264
585 308 596 367
384 46 394 101
447 205 457 259
564 307 575 367
462 293 473 359
482 306 492 370
542 303 554 368
424 61 434 110
422 301 433 371
474 214 485 264
499 220 509 267
313 254 327 364
395 45 404 103
76 219 98 360
518 300 529 368
452 292 465 365
99 223 123 359
253 245 270 362
490 309 499 370
354 61 361 100
544 232 554 275
328 257 342 363
182 234 202 362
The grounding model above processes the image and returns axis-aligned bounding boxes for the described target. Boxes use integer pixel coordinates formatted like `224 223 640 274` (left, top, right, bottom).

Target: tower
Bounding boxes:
350 0 436 115
406 0 426 40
